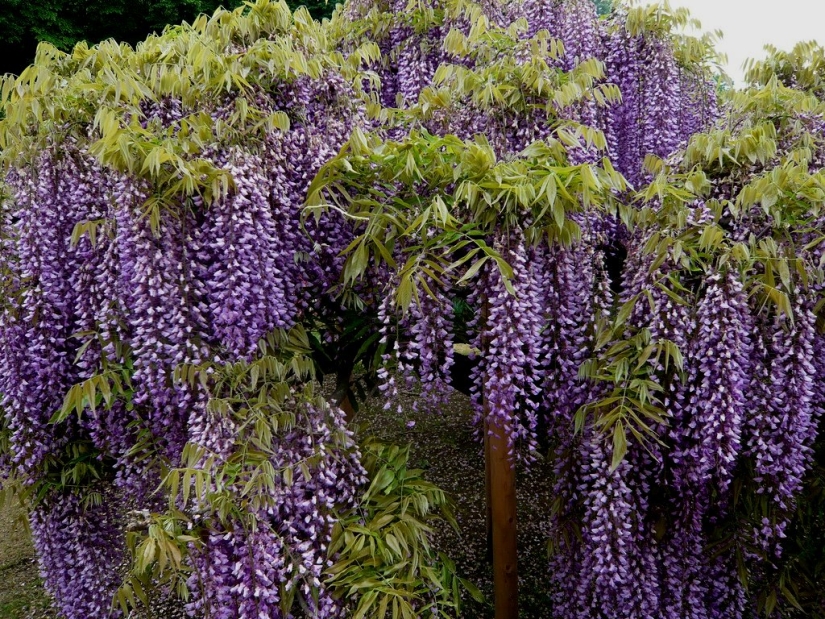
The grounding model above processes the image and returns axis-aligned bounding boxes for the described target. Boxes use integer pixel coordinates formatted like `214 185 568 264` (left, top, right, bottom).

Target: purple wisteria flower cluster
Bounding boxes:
184 392 367 619
360 1 825 618
0 5 367 618
3 1 825 618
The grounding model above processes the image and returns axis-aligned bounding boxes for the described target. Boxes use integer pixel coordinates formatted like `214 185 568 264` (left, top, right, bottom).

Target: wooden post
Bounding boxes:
339 392 355 423
488 416 518 619
332 367 356 423
480 296 518 618
484 418 493 563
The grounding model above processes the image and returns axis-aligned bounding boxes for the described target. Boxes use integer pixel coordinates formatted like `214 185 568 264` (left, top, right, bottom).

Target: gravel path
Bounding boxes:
355 388 556 618
0 504 56 618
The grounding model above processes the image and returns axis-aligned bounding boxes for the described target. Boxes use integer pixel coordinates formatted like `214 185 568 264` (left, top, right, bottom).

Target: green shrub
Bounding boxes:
327 441 482 618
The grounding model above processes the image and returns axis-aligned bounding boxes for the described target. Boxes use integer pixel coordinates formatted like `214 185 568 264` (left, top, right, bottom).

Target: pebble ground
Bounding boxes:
356 388 557 619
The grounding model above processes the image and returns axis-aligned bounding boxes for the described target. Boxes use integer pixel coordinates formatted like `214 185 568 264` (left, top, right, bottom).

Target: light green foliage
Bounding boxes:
745 41 825 98
0 0 377 227
662 78 825 299
432 23 622 115
327 441 482 618
416 4 622 121
0 0 340 76
308 128 626 312
116 326 361 615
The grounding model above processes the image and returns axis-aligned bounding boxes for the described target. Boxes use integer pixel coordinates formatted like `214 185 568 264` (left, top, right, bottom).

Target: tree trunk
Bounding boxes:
480 295 519 619
487 416 518 619
485 418 493 563
332 367 355 423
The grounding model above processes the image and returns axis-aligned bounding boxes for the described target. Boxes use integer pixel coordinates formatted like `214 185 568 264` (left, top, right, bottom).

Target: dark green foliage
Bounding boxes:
0 0 334 76
0 0 230 75
591 0 612 16
716 443 825 618
294 0 335 21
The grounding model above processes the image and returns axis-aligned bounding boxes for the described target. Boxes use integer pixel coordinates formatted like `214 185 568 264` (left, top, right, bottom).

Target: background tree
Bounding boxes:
0 0 336 76
592 0 612 15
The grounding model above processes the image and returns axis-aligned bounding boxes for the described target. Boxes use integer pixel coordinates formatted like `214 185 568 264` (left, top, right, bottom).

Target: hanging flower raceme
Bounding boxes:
538 241 613 437
658 270 753 619
565 430 661 619
0 150 95 479
540 241 619 611
115 183 205 462
31 489 126 619
469 239 544 458
404 282 457 412
178 355 367 619
0 2 370 618
193 149 296 359
675 270 753 502
746 300 818 550
602 21 708 187
516 0 601 72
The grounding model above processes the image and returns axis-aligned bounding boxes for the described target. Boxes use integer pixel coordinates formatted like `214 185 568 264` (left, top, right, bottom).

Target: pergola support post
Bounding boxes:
485 410 518 619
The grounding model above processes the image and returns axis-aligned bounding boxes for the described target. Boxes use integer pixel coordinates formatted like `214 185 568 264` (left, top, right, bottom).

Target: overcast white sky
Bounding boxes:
638 0 825 85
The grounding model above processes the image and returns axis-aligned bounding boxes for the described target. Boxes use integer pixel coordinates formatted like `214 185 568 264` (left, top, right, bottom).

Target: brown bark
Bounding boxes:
488 417 518 619
332 367 355 423
480 295 519 618
484 418 493 563
338 391 355 423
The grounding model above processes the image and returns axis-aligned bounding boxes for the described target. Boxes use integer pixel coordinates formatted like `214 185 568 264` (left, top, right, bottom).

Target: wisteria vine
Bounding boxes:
2 1 825 619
